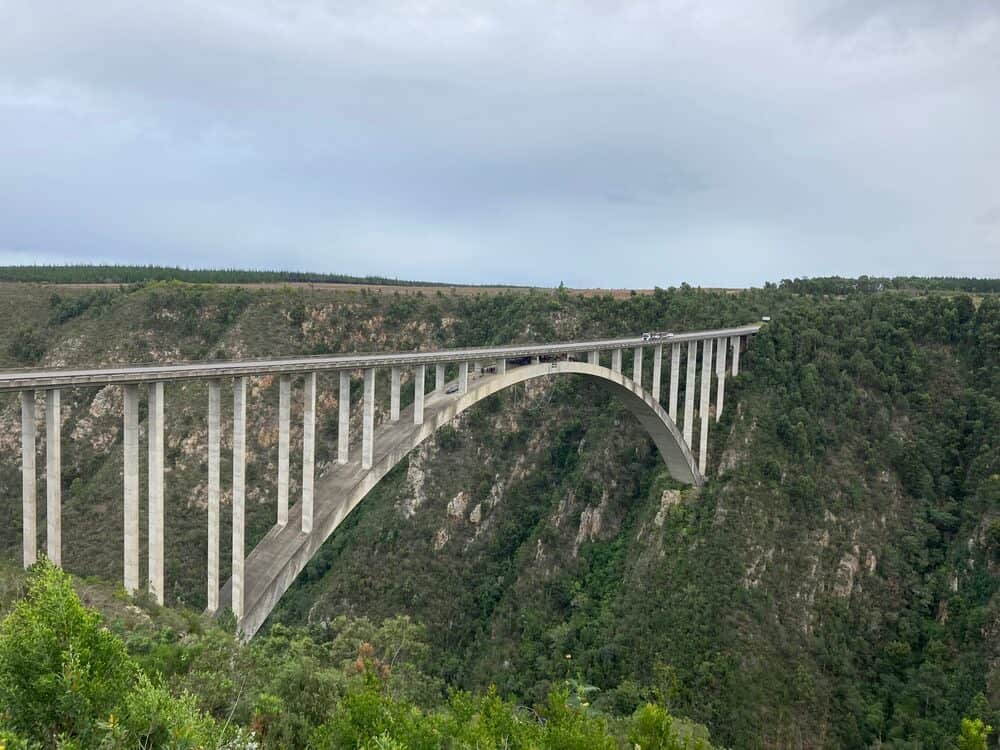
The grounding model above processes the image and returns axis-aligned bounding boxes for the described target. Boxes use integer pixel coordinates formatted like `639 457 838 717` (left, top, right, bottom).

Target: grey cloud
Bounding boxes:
807 0 998 35
0 1 998 287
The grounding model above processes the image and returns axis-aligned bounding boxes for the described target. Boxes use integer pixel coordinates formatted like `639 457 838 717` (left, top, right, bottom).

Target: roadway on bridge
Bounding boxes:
0 325 760 392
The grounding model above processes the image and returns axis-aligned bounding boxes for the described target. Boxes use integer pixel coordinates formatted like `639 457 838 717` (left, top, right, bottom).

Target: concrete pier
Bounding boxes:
669 343 680 422
277 375 290 527
588 350 599 366
497 359 507 375
413 365 425 424
652 345 663 402
232 376 247 622
698 338 714 473
21 391 36 568
715 337 727 422
458 362 469 393
338 371 350 464
612 349 622 373
683 342 696 448
633 347 643 388
123 385 140 593
362 368 375 469
148 382 164 604
731 335 741 376
207 380 221 613
45 389 60 567
435 364 445 393
390 367 401 422
302 372 316 533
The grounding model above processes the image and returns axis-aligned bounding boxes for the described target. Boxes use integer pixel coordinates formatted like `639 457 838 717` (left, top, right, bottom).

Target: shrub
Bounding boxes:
0 560 137 745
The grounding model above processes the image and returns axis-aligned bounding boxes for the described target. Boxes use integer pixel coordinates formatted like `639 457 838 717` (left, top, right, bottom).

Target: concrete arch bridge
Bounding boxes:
1 325 759 637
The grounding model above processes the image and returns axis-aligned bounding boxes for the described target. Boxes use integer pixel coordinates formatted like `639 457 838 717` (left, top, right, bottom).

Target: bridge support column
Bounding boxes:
669 343 680 423
435 364 445 393
45 389 60 567
731 335 741 376
715 337 727 422
302 372 316 533
232 376 247 623
652 345 662 402
683 342 696 448
611 349 622 373
123 385 139 593
390 367 401 421
414 365 425 424
277 375 290 527
338 371 350 464
148 381 164 604
497 358 507 375
207 380 221 613
21 391 36 568
531 356 540 365
458 362 469 393
633 347 643 388
362 368 375 469
698 338 713 474
588 350 598 366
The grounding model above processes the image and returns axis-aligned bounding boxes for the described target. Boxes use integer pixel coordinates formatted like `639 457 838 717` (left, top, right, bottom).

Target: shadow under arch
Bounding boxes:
221 361 703 637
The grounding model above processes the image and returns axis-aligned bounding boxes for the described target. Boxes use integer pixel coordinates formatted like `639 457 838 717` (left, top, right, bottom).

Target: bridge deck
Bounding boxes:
0 325 760 392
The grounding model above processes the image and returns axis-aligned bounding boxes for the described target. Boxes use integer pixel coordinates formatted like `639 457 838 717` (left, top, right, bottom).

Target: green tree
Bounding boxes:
0 560 137 746
956 717 992 750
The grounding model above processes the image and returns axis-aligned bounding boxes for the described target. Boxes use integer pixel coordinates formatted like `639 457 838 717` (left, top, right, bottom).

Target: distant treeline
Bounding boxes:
777 276 1000 294
0 264 449 287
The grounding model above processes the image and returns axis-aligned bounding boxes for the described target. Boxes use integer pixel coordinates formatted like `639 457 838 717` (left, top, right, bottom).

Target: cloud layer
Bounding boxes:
2 1 998 286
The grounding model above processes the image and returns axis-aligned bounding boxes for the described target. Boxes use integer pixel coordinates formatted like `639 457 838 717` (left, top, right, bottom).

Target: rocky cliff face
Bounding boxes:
0 282 996 748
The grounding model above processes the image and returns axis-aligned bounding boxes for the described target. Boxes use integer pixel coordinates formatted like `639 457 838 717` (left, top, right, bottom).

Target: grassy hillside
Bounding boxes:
0 280 997 748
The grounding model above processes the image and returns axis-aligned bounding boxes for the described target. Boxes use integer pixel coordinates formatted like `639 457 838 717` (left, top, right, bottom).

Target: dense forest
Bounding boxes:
0 275 996 748
0 561 719 748
776 276 1000 294
0 265 450 287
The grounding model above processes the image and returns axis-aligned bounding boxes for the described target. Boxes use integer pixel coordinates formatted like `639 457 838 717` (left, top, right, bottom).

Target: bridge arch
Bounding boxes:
221 360 702 637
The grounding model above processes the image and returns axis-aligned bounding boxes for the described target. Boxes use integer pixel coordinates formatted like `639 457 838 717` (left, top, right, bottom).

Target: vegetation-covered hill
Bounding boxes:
0 264 449 287
0 560 719 748
0 278 997 748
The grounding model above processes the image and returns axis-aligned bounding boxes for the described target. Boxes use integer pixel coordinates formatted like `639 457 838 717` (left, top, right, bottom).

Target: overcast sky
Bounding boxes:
1 1 998 287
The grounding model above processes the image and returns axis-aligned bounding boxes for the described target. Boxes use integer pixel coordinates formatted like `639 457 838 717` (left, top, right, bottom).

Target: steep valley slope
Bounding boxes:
0 281 997 748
